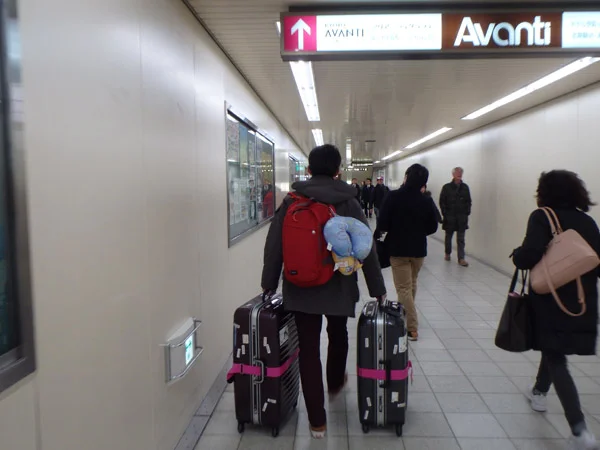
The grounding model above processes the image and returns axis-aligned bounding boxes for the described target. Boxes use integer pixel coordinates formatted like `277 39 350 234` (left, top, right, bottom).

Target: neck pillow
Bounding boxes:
323 216 373 275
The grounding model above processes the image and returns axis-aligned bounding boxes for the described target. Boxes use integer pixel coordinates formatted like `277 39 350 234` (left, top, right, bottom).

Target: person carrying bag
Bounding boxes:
510 170 600 449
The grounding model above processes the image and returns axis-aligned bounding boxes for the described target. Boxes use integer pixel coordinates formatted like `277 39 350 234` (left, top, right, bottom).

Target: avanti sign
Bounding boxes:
450 15 558 48
280 10 600 60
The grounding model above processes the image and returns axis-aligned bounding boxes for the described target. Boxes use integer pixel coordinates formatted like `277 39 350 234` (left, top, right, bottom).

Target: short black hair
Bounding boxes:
405 163 429 188
536 170 595 212
308 144 341 177
366 178 372 182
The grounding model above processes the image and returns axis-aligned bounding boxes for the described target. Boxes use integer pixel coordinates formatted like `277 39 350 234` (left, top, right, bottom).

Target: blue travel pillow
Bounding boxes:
323 216 373 261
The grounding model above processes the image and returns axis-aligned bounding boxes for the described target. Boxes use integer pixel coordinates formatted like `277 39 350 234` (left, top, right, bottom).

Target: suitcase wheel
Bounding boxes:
271 427 279 438
361 423 370 434
237 422 245 434
395 424 403 437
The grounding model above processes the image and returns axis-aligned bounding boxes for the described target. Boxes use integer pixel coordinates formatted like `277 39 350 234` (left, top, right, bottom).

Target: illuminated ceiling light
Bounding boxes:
345 138 352 161
290 61 320 122
276 21 281 35
312 128 324 146
374 160 381 164
382 150 402 161
405 127 452 149
463 57 600 120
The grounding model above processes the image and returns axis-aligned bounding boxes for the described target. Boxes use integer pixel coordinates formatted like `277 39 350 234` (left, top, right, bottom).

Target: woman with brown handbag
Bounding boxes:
512 170 600 450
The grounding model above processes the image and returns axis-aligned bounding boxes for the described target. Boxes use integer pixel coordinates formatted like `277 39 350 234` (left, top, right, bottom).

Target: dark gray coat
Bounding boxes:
439 181 472 232
261 176 387 317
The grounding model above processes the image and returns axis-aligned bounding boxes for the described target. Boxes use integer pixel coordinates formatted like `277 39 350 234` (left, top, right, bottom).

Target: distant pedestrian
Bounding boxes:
439 167 472 267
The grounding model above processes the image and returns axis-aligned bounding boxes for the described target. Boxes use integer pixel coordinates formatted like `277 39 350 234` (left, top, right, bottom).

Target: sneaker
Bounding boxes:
568 429 598 449
444 254 451 261
527 385 548 412
408 331 418 341
458 259 469 267
310 424 327 439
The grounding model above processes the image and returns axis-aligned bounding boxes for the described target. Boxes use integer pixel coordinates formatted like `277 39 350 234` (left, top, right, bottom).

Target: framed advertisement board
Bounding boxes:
226 108 276 247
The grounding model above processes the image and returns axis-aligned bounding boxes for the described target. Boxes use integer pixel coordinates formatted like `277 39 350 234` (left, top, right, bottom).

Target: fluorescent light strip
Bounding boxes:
406 127 452 149
374 160 381 164
346 138 352 161
290 61 320 122
382 150 402 161
276 22 321 123
312 128 324 146
463 57 600 120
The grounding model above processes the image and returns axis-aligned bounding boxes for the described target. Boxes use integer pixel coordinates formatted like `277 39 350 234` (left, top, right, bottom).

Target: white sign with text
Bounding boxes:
315 14 443 52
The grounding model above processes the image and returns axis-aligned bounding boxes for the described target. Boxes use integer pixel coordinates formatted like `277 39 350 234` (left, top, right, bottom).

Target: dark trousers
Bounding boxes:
364 202 373 218
445 230 466 260
534 351 585 432
294 312 349 428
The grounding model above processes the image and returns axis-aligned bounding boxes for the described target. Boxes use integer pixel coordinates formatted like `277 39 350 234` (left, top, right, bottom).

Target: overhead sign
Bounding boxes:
280 10 600 60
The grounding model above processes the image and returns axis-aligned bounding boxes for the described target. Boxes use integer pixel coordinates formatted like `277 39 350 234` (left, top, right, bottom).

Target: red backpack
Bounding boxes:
283 194 336 287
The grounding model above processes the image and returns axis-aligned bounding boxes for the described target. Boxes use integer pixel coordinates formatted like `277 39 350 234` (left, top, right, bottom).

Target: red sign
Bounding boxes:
282 16 317 52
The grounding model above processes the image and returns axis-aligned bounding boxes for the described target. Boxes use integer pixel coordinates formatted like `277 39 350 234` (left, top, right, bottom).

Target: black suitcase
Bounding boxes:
226 294 300 437
357 299 411 437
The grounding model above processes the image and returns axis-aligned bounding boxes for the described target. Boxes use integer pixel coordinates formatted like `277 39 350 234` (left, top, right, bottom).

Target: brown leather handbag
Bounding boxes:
530 207 600 317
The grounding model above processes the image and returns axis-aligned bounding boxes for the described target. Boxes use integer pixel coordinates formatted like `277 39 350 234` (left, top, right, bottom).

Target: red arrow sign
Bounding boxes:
283 16 317 52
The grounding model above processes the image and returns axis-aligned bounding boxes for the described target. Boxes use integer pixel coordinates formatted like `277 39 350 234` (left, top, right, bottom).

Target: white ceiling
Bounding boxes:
186 0 600 165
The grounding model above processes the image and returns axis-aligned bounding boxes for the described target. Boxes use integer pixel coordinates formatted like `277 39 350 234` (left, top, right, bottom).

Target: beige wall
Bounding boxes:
385 82 600 275
0 0 304 449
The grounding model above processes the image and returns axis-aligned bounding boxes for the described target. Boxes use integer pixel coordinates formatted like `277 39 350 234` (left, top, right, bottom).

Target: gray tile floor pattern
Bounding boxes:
196 239 600 450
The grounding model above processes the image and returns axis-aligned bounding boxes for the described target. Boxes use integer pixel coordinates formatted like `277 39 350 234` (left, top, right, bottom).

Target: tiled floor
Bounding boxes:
196 238 600 450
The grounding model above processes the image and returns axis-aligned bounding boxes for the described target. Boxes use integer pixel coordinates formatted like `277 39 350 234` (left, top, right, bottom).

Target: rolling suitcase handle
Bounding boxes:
377 295 402 318
262 290 276 302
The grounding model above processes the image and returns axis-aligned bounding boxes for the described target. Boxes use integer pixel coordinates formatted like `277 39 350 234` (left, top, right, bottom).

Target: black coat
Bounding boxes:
371 184 390 209
439 181 472 232
261 176 386 317
351 183 361 201
512 208 600 355
377 186 439 258
424 191 443 224
362 185 374 206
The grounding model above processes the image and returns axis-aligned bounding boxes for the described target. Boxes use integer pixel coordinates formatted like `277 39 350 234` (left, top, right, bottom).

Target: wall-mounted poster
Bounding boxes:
226 109 276 246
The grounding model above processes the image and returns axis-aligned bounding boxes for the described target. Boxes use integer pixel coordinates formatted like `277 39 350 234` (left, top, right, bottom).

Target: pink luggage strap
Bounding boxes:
357 361 413 383
227 349 300 383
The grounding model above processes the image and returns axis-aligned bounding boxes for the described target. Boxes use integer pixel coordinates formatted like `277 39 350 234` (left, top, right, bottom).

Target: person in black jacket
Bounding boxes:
423 187 443 224
351 177 361 203
262 145 386 439
439 167 472 267
512 170 600 449
378 164 438 341
362 178 374 218
371 177 390 220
